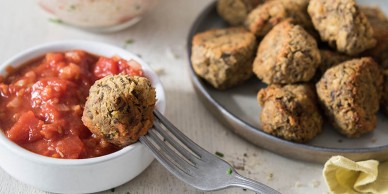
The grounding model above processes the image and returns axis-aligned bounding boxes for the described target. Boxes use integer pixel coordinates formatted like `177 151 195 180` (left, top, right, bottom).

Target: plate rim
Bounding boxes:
186 1 388 163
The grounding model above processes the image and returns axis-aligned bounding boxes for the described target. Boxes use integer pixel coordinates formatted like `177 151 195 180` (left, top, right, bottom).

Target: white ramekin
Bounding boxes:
0 40 166 193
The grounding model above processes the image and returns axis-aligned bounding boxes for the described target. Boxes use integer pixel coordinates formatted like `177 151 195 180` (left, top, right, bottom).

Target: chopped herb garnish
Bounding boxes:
123 39 135 48
125 39 135 45
126 192 131 194
110 188 115 192
215 151 224 158
49 18 63 24
267 173 274 181
227 168 233 175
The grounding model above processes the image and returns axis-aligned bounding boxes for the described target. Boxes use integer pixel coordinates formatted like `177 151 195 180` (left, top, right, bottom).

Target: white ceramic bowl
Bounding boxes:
0 40 166 193
37 0 159 32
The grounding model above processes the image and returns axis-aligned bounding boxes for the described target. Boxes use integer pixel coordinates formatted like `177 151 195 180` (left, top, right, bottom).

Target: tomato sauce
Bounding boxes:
0 50 142 159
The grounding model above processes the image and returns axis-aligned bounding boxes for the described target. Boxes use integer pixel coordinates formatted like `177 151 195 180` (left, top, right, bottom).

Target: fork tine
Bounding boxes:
232 173 281 194
153 120 200 165
139 136 194 180
153 110 205 157
146 111 279 194
147 129 195 172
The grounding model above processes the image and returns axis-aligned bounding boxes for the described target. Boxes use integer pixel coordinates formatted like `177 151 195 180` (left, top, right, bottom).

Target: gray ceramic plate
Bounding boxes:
187 1 388 163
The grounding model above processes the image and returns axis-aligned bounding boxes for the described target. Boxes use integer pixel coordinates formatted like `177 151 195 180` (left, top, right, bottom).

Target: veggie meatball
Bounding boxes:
82 74 156 147
191 27 257 89
308 0 376 55
360 6 388 69
217 0 263 26
359 6 388 114
258 84 323 143
253 20 321 84
316 58 383 137
315 49 350 80
245 0 312 37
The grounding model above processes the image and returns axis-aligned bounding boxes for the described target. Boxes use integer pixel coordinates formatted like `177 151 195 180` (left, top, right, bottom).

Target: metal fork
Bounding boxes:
139 110 280 194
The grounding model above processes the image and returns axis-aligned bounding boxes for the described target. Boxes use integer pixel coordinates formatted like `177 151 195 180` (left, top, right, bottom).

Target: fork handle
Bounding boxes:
231 173 281 194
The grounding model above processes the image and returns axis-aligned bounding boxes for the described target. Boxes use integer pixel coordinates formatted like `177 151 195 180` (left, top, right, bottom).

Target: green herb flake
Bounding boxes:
125 39 135 45
110 188 115 192
49 18 63 24
267 172 274 181
215 151 224 158
126 192 131 194
227 168 233 175
123 39 135 48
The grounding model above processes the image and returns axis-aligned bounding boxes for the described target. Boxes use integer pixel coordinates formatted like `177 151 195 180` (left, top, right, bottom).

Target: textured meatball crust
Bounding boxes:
253 21 321 84
360 6 388 69
245 0 312 37
359 6 388 114
258 84 323 143
217 0 263 26
316 58 383 137
82 74 156 147
191 27 257 89
308 0 376 56
315 49 350 79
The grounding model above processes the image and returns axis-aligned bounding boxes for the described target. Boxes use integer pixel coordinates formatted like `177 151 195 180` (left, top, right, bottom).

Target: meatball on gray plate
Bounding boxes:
314 49 350 80
361 6 388 69
191 27 257 89
258 84 323 143
316 58 383 137
217 0 263 26
308 0 376 55
253 20 320 84
245 0 312 37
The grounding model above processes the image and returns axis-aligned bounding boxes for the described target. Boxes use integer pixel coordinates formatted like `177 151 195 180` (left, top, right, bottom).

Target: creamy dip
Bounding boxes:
37 0 158 30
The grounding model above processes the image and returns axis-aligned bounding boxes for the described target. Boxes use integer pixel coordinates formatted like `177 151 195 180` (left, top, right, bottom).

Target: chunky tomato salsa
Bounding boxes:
0 50 142 159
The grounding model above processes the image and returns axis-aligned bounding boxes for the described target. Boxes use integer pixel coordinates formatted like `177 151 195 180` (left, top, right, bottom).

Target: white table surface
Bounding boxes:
0 0 329 193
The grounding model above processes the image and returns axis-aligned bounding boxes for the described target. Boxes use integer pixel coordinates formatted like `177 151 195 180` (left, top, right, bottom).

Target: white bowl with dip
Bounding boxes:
37 0 159 32
0 40 166 193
